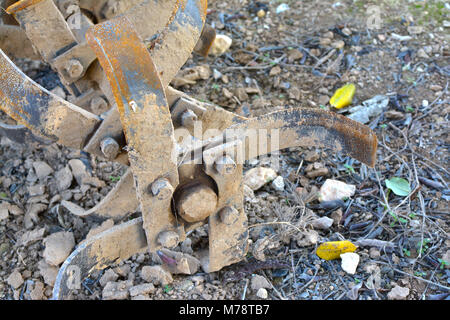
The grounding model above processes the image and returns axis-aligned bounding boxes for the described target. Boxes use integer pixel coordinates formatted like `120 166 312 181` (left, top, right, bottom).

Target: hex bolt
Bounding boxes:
90 96 109 115
176 184 218 223
150 178 174 200
65 59 84 78
100 137 120 160
219 206 240 225
214 155 237 175
157 230 179 248
180 109 198 128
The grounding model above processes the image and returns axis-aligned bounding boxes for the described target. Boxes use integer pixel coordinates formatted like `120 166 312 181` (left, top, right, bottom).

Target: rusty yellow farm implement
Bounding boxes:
0 0 377 299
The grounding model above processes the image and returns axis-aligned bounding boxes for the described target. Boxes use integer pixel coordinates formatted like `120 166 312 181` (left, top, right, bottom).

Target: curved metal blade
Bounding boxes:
0 121 51 144
0 50 101 149
61 168 138 222
52 218 147 300
203 108 378 168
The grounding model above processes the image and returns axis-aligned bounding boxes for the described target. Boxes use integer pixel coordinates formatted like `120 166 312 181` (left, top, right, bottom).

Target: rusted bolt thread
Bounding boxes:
180 109 198 128
214 155 237 175
219 206 240 225
65 59 84 78
150 178 174 200
90 96 108 114
157 230 179 248
100 137 120 160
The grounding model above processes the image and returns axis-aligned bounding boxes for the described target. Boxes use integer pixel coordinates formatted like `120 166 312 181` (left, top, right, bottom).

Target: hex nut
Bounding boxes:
151 179 174 200
215 156 237 175
100 137 120 160
219 206 240 225
90 96 109 114
180 109 198 128
157 231 179 248
65 59 84 78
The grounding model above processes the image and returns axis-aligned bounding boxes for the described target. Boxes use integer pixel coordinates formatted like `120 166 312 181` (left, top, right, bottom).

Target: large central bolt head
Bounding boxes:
65 59 84 78
176 184 218 223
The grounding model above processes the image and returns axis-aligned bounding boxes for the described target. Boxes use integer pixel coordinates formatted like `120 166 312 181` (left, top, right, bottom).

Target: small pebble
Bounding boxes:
256 288 268 299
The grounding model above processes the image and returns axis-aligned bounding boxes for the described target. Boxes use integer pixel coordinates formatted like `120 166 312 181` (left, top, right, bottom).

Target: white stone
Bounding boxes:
99 269 119 287
55 166 73 191
102 280 133 300
391 33 412 41
33 161 54 180
140 265 173 286
7 270 24 289
272 176 285 191
276 3 290 14
387 285 410 300
37 260 58 286
244 167 277 191
209 35 232 56
256 288 268 299
0 202 9 221
129 283 156 297
43 231 75 266
251 274 271 291
340 252 360 275
311 216 334 230
319 179 356 202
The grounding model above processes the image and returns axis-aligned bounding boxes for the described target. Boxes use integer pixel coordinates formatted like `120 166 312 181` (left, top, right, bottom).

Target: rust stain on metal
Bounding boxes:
6 0 44 14
0 50 100 149
87 16 181 252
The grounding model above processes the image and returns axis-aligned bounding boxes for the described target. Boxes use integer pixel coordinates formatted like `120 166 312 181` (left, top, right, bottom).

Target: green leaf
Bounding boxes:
385 177 411 197
406 106 415 113
403 248 411 257
164 285 172 293
398 217 408 224
344 164 356 174
0 192 7 199
439 259 449 270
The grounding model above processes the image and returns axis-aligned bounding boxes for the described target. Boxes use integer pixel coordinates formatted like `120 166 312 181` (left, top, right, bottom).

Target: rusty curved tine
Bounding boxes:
0 0 18 25
203 108 378 168
87 16 181 251
53 217 147 300
0 50 101 149
146 0 208 87
5 0 43 14
61 168 138 222
7 0 78 62
0 121 52 144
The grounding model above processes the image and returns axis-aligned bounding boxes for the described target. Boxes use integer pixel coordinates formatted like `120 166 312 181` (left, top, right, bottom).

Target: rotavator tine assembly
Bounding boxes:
0 0 378 299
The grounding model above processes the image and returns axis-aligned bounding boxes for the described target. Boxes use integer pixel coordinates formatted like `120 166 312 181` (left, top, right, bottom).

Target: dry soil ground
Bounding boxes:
0 0 449 300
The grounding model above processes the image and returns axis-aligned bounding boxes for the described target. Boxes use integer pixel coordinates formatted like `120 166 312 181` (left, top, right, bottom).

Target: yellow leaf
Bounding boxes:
316 240 357 260
329 83 356 109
